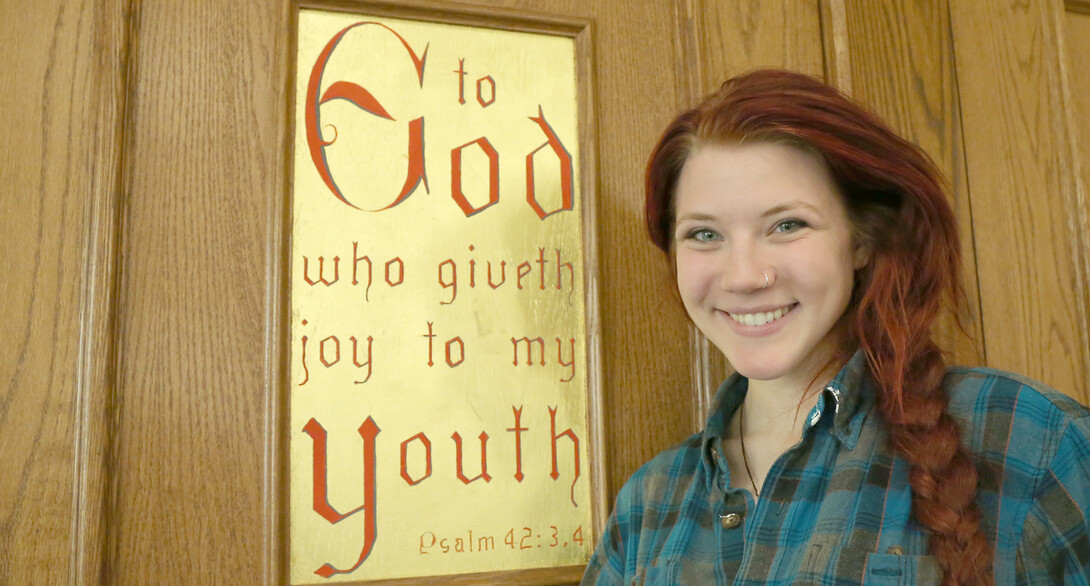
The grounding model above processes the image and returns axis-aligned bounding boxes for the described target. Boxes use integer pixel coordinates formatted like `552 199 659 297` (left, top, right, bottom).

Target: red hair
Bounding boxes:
646 69 991 584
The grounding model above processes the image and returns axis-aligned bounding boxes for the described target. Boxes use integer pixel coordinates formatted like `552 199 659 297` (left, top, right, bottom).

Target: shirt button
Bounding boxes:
886 545 904 555
719 513 742 530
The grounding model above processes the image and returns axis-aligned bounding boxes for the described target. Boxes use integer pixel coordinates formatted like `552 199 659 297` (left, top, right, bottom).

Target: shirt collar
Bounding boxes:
699 350 874 485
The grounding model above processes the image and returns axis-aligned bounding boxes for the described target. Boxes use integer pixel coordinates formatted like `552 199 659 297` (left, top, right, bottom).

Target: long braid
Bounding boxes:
851 199 992 584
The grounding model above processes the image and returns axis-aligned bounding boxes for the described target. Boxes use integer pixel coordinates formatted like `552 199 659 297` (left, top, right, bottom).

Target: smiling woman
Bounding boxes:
581 70 1090 585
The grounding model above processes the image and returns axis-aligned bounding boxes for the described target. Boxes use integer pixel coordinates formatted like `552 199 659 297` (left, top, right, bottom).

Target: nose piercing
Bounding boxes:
762 271 770 289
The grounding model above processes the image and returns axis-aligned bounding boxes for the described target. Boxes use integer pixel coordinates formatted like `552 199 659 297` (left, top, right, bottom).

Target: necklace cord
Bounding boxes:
739 402 760 497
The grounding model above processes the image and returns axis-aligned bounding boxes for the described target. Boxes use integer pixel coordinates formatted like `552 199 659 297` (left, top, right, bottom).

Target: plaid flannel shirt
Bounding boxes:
582 352 1090 584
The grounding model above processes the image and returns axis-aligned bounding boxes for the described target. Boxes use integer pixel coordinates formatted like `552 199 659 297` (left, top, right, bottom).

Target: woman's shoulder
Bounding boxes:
943 365 1090 471
943 365 1089 421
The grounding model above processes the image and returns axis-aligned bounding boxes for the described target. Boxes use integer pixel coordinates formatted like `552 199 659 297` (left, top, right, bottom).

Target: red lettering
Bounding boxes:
420 531 436 554
302 417 381 578
400 432 432 486
488 261 507 288
298 334 310 386
476 75 495 107
302 255 340 286
511 337 545 366
506 406 528 482
351 243 372 300
320 335 340 367
304 22 428 210
445 337 465 367
536 248 547 290
451 431 491 484
453 58 467 104
384 257 404 286
423 322 436 366
517 261 532 289
526 106 574 219
438 259 457 304
450 137 499 216
556 337 576 383
425 323 464 367
350 336 373 384
468 245 476 287
556 249 574 293
549 406 581 507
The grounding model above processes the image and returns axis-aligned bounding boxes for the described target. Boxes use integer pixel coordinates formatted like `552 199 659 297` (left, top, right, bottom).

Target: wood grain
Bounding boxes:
109 0 693 582
74 1 130 582
950 0 1089 401
1062 8 1090 404
694 0 825 94
843 0 986 368
821 0 852 91
108 0 291 580
0 0 127 582
4 0 1084 582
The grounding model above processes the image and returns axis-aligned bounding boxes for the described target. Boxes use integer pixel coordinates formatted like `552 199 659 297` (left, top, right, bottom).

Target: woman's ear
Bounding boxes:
852 241 872 270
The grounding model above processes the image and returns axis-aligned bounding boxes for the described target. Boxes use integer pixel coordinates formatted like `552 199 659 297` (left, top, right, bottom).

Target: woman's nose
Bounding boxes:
718 246 768 293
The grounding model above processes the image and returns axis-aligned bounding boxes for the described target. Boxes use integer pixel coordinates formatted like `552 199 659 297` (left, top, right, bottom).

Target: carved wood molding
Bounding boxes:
1067 0 1090 15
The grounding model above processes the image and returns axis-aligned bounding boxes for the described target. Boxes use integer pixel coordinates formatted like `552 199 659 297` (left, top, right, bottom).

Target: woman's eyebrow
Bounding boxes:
675 212 717 223
760 201 821 218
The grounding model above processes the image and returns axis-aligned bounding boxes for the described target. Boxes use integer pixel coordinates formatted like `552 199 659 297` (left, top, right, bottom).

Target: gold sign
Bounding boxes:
290 8 596 583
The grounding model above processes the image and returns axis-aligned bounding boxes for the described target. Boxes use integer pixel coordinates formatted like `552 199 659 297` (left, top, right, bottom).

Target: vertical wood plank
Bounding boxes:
694 0 825 94
843 0 986 368
110 0 290 580
950 0 1089 400
0 0 127 582
1061 7 1090 404
820 0 852 91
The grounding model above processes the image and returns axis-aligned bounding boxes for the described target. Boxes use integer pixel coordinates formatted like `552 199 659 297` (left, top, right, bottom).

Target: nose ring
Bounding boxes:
761 271 770 289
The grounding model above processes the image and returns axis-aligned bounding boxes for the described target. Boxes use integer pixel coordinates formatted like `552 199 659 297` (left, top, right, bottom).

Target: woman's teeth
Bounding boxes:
728 304 794 327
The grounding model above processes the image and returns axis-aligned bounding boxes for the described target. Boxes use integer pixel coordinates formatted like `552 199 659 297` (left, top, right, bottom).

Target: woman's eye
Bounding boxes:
773 219 807 233
687 228 719 242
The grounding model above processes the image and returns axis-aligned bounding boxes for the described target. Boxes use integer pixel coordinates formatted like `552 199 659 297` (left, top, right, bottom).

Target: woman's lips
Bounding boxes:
726 303 798 327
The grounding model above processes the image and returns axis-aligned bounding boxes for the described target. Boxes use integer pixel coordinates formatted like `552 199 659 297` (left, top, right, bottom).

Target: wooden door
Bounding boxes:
0 0 711 582
2 0 1086 583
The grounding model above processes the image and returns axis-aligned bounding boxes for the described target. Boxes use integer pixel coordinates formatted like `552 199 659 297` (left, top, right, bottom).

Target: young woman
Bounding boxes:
582 70 1090 585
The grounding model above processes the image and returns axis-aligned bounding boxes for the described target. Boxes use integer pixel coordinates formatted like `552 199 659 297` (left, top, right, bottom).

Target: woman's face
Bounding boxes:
672 142 867 387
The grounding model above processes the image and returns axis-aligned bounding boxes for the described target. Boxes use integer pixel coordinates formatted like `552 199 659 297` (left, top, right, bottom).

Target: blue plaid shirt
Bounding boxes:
582 352 1090 584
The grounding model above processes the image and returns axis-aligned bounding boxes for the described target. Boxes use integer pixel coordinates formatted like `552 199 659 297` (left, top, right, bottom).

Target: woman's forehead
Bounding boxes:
673 143 842 217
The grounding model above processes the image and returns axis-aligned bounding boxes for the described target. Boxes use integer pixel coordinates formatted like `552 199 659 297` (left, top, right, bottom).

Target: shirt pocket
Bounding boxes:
863 552 942 585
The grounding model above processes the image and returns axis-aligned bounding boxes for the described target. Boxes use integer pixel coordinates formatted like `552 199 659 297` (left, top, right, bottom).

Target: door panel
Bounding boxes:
3 0 1087 583
109 0 696 581
950 0 1090 403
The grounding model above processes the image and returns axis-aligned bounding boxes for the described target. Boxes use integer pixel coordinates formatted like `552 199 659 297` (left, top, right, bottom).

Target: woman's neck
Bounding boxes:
741 359 840 436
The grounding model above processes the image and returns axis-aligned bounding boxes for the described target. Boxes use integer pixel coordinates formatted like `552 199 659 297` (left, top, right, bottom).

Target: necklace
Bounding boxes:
739 402 760 497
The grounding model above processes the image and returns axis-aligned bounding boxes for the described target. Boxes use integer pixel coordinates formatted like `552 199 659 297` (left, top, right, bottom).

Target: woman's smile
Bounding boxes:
724 303 797 327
